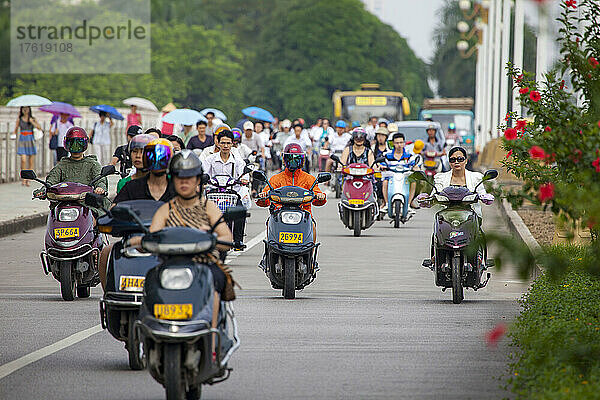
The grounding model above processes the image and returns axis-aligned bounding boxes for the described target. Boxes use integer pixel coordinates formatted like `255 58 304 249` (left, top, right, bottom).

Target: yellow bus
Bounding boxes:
332 83 411 123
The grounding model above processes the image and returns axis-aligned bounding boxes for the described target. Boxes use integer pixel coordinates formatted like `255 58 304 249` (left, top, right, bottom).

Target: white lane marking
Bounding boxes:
225 230 266 264
0 324 102 380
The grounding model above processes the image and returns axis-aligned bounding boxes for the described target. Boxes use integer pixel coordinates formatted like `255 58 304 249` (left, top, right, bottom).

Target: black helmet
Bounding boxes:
168 149 203 178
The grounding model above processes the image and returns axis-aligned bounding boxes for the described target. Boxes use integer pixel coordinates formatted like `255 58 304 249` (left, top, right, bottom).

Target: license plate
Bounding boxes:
154 304 193 320
374 172 382 178
424 160 437 167
54 227 79 239
119 275 145 292
279 232 303 243
349 199 365 205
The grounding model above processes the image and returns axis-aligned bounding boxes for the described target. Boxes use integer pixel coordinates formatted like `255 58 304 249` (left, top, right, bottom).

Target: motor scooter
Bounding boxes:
383 155 421 228
253 170 331 299
330 154 384 237
22 165 114 301
105 201 245 400
414 170 498 304
423 151 440 179
330 150 344 198
90 199 163 370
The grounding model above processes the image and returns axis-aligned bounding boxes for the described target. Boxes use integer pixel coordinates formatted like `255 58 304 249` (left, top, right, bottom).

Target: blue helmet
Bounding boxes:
351 121 361 128
335 120 347 128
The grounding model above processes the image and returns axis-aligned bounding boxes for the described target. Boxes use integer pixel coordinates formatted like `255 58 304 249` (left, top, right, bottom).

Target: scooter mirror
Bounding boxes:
252 170 267 182
483 169 498 181
329 154 341 163
111 205 137 223
373 156 386 165
201 174 210 185
100 164 116 177
20 170 36 180
316 172 331 184
243 165 256 175
84 192 105 209
223 206 247 223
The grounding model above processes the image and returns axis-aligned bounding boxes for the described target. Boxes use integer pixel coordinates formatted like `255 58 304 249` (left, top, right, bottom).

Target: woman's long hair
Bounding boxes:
18 106 32 122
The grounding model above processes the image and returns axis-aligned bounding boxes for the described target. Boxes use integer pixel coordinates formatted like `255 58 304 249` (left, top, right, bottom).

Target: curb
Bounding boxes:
496 198 543 279
0 211 49 238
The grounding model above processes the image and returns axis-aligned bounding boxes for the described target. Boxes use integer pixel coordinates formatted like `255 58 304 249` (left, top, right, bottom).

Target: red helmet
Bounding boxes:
64 127 89 153
282 143 304 171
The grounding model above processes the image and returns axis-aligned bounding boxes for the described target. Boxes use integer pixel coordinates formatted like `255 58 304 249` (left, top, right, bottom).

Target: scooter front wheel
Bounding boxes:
127 312 145 370
353 211 361 237
451 255 464 304
60 261 75 301
164 343 184 400
394 201 402 228
76 285 90 298
283 257 296 299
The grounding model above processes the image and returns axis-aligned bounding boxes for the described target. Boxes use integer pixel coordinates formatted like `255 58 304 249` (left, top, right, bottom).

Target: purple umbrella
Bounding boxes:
39 102 81 118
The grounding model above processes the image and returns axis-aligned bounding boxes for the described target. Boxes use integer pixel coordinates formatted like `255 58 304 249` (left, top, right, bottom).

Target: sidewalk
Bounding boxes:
0 175 120 237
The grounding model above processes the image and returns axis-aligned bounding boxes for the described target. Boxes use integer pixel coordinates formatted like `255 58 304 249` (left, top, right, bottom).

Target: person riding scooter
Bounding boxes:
380 133 420 213
340 127 376 167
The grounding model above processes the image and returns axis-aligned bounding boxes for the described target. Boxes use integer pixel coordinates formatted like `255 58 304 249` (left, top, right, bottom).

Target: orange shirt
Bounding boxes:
256 169 326 213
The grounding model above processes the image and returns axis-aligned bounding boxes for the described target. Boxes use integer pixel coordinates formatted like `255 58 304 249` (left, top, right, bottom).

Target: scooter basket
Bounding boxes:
206 193 238 213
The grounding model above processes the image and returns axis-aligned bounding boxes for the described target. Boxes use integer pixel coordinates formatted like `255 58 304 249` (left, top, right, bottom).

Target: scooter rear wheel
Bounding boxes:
60 261 75 301
164 343 184 400
451 255 464 304
127 312 145 370
283 257 296 299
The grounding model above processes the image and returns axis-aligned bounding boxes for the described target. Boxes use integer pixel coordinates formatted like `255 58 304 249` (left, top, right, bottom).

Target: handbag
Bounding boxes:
33 128 43 141
49 135 58 149
218 262 237 301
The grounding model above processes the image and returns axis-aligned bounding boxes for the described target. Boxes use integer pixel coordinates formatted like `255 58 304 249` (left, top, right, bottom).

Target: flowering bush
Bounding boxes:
500 0 600 259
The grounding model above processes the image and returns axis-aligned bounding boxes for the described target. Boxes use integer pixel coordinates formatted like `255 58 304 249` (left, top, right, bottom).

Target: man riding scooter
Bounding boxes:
381 133 420 214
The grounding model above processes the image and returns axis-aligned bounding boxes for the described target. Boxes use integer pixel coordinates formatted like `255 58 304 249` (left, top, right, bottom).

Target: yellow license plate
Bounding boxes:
374 172 382 178
154 304 193 320
54 227 79 239
424 160 437 167
349 199 365 205
279 232 303 243
119 275 145 292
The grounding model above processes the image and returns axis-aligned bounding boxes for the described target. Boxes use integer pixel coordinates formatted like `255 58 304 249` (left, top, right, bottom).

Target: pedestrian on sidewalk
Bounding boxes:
126 105 142 129
49 113 74 163
89 111 113 165
14 106 43 186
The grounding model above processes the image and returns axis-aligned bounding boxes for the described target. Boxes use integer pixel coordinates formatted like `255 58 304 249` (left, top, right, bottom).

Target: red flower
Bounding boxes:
597 121 600 129
529 146 546 159
504 113 510 122
587 217 597 229
544 126 552 132
529 90 541 102
504 128 518 141
566 0 577 8
485 323 507 347
589 57 599 68
519 87 529 95
515 74 524 83
593 157 600 172
505 149 513 159
571 149 582 164
539 183 555 202
515 120 528 131
560 80 566 90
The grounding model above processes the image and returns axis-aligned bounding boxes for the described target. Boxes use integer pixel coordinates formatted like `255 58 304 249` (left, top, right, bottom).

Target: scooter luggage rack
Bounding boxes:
206 193 238 213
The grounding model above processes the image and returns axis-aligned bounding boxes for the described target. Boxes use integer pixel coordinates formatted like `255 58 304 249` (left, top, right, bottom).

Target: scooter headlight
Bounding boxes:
58 208 79 222
451 219 462 228
281 211 303 225
160 268 194 290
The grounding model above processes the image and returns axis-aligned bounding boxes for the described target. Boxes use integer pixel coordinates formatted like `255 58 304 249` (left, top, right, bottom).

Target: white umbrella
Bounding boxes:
123 97 158 111
7 94 52 107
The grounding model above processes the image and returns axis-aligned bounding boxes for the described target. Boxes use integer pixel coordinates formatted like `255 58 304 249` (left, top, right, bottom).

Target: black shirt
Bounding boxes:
113 175 176 204
113 144 132 176
187 135 214 150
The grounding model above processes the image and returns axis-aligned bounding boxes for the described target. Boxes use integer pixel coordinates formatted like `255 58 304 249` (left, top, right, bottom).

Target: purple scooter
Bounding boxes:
21 166 115 301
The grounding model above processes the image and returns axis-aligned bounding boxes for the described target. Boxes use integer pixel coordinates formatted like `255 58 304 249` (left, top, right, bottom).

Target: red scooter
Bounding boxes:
21 165 115 301
423 151 440 178
330 155 384 237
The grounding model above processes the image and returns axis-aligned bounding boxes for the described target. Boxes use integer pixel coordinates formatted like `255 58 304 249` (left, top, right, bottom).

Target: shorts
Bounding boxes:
208 263 226 295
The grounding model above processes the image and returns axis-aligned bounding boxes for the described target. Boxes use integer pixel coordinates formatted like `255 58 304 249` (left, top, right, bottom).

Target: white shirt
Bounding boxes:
236 143 253 159
92 120 111 145
434 170 487 216
199 145 242 162
310 126 334 144
202 152 246 181
55 120 74 148
328 132 351 153
365 124 378 141
283 133 312 152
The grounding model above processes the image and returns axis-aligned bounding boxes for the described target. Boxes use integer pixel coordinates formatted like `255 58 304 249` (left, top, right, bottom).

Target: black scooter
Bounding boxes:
253 170 331 299
89 195 245 400
413 170 498 304
93 199 164 370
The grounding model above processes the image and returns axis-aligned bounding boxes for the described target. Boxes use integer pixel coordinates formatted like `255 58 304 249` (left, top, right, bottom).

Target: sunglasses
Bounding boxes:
449 156 466 163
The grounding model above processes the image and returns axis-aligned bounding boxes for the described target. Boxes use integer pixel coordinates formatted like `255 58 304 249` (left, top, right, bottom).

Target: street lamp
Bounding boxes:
457 21 470 33
456 40 477 58
458 0 481 21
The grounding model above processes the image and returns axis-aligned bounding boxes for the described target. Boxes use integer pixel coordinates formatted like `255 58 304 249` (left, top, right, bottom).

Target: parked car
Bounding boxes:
393 121 449 171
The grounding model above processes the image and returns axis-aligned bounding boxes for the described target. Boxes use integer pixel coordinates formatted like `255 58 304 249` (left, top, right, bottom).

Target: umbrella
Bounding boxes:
235 118 249 130
6 94 52 107
39 102 81 118
89 105 124 120
242 106 275 123
162 109 205 125
200 108 227 121
123 97 158 112
162 102 176 113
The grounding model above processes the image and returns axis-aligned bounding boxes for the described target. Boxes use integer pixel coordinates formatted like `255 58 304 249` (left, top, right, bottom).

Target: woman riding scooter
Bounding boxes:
340 127 375 167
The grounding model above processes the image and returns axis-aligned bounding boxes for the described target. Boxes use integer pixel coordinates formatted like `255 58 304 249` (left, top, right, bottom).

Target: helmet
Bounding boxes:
351 121 361 128
351 127 367 141
448 122 456 130
214 125 232 140
281 119 292 129
413 139 425 154
243 121 254 131
129 134 155 153
426 123 436 131
282 143 305 171
168 149 203 178
375 127 389 137
127 125 143 137
335 120 346 128
143 138 173 172
387 123 398 133
231 128 242 142
64 127 89 153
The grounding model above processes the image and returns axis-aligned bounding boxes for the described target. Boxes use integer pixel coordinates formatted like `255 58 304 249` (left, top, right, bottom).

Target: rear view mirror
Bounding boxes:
316 172 331 184
243 165 255 175
111 205 137 223
252 170 267 182
84 192 105 209
223 206 247 223
483 169 498 181
100 165 116 177
201 174 210 185
21 170 36 180
329 154 341 163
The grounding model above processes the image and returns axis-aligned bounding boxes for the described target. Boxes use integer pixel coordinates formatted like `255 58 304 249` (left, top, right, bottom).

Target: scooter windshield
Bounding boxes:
440 209 473 225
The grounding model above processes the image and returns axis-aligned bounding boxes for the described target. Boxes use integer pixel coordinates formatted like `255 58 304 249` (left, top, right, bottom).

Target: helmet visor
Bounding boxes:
65 137 87 153
144 143 172 171
283 153 304 170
